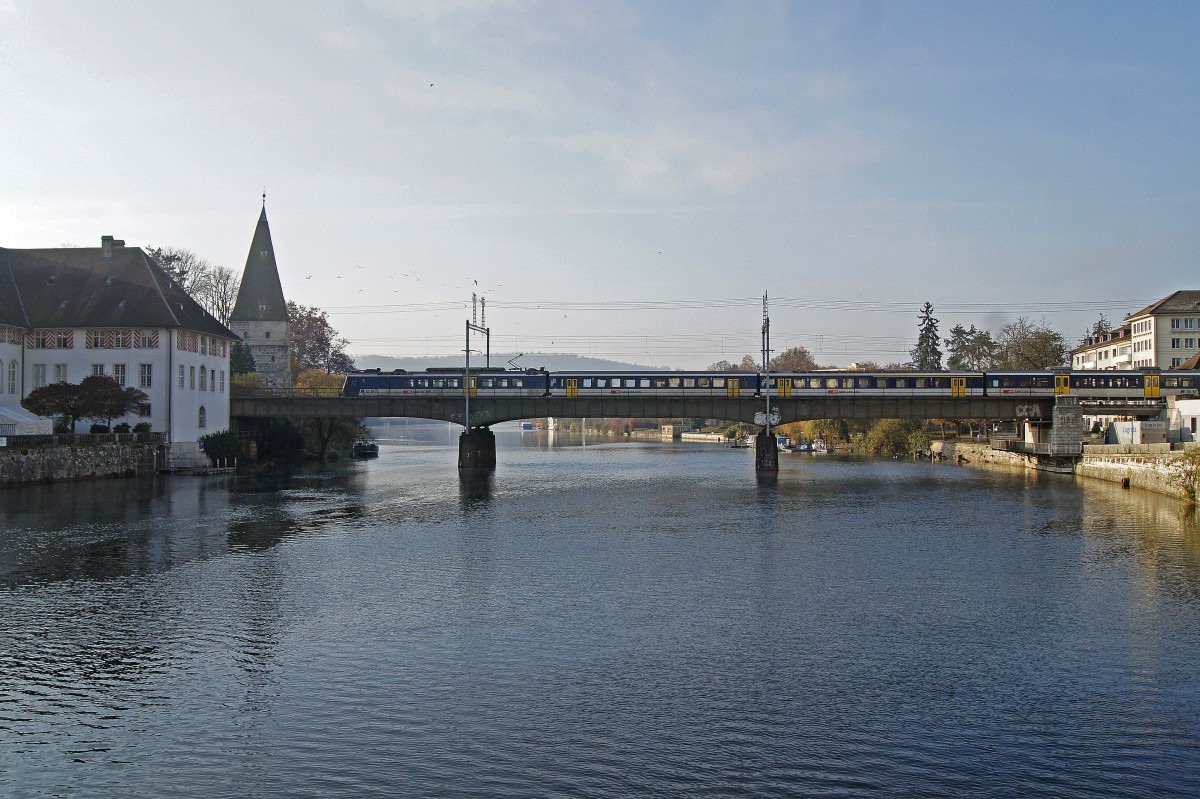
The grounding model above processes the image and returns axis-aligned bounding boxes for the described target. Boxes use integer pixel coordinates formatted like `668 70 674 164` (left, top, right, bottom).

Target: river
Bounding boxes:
2 426 1199 798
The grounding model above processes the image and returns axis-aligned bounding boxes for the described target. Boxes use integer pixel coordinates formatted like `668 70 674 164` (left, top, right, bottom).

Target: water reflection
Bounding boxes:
4 441 1200 798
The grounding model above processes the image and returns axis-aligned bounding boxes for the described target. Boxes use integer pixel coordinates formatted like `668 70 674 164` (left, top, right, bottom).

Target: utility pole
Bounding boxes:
762 291 771 439
464 293 489 429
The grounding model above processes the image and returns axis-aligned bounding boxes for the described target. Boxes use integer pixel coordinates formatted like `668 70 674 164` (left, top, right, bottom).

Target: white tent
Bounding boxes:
0 405 53 435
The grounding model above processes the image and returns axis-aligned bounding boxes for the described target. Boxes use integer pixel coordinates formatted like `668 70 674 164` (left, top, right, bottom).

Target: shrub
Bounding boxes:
89 423 109 434
133 422 152 433
113 423 131 433
198 430 240 464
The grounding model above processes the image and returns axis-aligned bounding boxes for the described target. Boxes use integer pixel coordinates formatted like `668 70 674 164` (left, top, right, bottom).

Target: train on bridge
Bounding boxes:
342 367 1197 402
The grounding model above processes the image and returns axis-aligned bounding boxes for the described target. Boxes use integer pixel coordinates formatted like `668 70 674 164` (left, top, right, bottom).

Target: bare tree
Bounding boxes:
146 246 240 328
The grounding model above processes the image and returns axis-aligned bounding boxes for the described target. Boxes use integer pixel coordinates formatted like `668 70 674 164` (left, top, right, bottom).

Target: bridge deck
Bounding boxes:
228 393 1162 426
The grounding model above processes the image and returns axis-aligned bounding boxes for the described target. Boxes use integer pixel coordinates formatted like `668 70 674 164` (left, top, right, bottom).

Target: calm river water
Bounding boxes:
2 426 1200 798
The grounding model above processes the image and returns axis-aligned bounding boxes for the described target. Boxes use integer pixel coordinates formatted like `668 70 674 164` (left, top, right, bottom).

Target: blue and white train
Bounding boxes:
342 367 1198 401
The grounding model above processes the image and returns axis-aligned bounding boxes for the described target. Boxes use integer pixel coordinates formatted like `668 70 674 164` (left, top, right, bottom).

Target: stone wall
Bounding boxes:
0 443 158 485
948 441 1191 501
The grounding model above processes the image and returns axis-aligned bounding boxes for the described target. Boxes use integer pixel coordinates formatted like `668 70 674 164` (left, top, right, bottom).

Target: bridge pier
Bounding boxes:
458 426 497 471
755 430 778 473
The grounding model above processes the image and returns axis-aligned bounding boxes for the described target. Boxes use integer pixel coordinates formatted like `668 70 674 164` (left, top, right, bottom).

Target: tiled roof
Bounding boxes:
0 242 237 338
1126 290 1200 319
230 206 289 323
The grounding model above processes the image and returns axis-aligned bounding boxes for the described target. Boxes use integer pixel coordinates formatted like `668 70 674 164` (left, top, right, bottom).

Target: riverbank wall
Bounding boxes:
0 442 158 485
941 441 1194 501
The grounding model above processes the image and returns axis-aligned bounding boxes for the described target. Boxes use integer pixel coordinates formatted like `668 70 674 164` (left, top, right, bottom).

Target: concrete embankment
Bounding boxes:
0 442 158 485
940 441 1194 501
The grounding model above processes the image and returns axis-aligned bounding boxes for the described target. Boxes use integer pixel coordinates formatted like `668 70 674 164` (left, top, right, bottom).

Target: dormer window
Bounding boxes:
259 303 267 313
265 331 271 339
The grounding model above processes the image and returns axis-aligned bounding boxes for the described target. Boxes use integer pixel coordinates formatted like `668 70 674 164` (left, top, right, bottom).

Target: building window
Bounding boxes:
92 364 105 377
1172 358 1183 367
199 367 207 391
201 337 208 355
113 364 126 386
33 364 46 389
1189 319 1199 330
179 365 185 389
140 331 157 348
137 403 151 417
1189 339 1197 350
198 406 206 428
54 364 68 383
1172 338 1182 349
6 360 16 394
265 331 271 339
190 366 196 389
220 370 225 393
1172 319 1182 330
139 364 152 388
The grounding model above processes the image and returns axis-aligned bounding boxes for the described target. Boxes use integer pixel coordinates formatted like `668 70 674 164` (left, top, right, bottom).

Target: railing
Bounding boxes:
990 438 1082 457
232 387 342 398
0 424 15 436
0 432 168 448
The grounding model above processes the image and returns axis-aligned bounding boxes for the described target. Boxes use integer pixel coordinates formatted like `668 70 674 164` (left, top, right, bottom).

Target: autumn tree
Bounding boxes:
770 345 819 372
288 301 355 378
294 368 366 460
910 302 942 371
707 355 760 372
995 317 1068 369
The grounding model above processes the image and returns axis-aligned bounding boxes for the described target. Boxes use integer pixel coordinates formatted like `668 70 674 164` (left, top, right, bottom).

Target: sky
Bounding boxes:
2 0 1198 369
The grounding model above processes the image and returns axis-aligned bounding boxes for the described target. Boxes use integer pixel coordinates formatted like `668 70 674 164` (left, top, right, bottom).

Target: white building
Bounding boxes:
1071 325 1133 370
0 235 237 452
1125 290 1200 369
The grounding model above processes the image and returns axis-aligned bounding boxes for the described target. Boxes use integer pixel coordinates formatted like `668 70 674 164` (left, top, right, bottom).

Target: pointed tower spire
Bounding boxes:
230 201 292 387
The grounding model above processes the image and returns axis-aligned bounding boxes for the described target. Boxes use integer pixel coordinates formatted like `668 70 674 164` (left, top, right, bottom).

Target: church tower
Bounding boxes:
230 200 292 388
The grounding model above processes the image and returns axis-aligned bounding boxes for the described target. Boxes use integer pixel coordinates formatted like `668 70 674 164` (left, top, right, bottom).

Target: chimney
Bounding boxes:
100 235 125 259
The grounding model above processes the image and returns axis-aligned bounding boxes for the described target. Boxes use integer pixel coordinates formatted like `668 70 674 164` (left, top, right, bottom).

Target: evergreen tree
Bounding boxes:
910 302 943 371
945 323 998 370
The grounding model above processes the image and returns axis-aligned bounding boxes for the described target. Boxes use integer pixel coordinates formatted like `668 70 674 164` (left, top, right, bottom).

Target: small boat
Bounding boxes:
729 435 754 449
351 440 379 458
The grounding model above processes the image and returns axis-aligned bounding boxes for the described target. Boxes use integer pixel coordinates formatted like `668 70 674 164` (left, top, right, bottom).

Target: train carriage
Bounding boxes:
342 367 548 398
549 372 759 398
770 372 984 398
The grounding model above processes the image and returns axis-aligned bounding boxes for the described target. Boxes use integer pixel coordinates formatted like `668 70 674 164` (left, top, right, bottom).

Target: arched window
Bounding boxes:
6 360 16 394
198 406 206 428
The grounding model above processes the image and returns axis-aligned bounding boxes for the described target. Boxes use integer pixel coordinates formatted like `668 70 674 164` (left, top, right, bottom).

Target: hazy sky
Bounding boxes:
3 1 1198 369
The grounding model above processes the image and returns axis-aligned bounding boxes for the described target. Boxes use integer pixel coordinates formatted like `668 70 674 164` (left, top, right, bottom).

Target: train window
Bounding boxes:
915 379 927 389
417 378 429 388
597 378 608 388
583 379 593 388
826 378 839 389
513 378 523 387
654 378 667 388
684 378 695 388
450 379 460 388
713 378 725 388
805 378 818 388
433 379 444 388
1001 378 1014 387
480 378 492 388
698 377 710 388
1165 378 1179 388
858 378 871 388
669 378 681 388
640 378 650 387
1185 379 1196 388
895 378 908 388
1037 377 1051 387
842 378 855 388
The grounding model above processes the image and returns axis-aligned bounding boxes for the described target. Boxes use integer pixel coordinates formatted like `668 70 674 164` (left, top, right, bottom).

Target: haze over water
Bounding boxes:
3 428 1200 798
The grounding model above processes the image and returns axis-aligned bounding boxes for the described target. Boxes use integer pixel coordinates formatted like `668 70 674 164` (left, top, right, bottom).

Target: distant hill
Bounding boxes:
351 352 675 373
